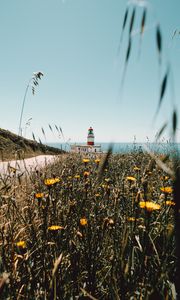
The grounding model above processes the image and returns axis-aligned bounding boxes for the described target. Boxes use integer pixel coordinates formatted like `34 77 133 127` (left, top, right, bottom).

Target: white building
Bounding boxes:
70 127 102 154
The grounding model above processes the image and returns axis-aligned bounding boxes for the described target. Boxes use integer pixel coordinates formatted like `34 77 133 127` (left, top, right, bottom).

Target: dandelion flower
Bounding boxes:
48 225 64 231
83 158 90 164
84 171 90 177
127 217 136 222
165 200 175 206
16 241 26 248
126 176 136 182
44 178 60 186
133 166 140 171
95 193 100 197
35 193 44 199
80 218 88 226
160 187 173 194
139 201 161 211
95 159 100 164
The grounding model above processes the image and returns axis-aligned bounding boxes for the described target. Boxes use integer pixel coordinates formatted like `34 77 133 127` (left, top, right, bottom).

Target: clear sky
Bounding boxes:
0 0 180 143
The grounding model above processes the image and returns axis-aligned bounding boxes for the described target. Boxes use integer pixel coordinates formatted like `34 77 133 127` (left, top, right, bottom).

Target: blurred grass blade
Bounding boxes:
129 7 136 36
156 25 162 62
138 8 147 58
98 144 113 181
126 37 132 63
55 124 59 133
49 124 53 132
117 8 129 56
41 127 46 138
140 8 146 35
155 122 167 141
32 132 36 141
172 110 177 136
123 7 129 31
155 69 169 118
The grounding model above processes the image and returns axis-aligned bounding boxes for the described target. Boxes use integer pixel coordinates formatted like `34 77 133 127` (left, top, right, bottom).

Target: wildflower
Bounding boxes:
80 218 88 226
95 159 100 164
165 200 175 206
134 166 140 171
127 217 136 222
84 171 90 177
95 193 100 197
160 186 173 194
126 176 136 182
105 178 111 183
139 201 161 212
83 158 90 164
74 175 80 179
35 193 44 199
160 176 169 181
48 225 64 231
44 178 60 186
16 241 26 249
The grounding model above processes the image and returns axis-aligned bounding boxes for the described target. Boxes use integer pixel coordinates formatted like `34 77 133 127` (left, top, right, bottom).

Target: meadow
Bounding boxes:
0 148 178 299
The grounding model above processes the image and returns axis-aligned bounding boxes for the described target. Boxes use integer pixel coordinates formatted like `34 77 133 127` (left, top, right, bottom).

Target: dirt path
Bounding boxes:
0 155 59 177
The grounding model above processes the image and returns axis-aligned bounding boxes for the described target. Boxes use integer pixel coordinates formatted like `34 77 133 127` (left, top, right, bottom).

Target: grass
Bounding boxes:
0 148 177 299
0 128 64 161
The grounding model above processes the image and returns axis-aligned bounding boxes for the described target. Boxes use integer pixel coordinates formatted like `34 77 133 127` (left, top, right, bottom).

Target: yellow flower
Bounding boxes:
127 217 136 222
16 241 26 248
80 218 88 226
35 193 44 199
44 178 60 186
133 166 140 171
165 200 175 206
84 171 90 177
126 176 136 182
48 225 64 231
95 159 100 164
105 178 111 183
139 201 161 211
160 187 173 194
83 158 90 164
95 193 100 197
74 175 80 179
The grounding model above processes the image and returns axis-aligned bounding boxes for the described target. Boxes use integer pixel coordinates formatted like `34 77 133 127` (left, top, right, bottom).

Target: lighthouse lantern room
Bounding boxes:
70 127 102 154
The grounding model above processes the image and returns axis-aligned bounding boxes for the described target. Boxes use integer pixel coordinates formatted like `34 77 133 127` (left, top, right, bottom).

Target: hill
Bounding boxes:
0 128 64 160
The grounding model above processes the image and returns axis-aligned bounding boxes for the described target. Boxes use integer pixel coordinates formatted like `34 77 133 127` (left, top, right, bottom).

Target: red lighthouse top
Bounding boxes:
87 127 94 145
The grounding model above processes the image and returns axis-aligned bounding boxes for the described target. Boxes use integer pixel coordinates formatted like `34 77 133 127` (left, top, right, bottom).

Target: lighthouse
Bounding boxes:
87 127 94 146
70 127 102 153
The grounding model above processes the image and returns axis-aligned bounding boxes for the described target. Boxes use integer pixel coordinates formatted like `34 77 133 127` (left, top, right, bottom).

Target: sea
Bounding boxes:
48 142 180 155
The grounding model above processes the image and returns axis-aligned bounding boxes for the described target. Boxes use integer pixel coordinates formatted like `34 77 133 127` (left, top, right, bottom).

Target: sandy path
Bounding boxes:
0 155 58 177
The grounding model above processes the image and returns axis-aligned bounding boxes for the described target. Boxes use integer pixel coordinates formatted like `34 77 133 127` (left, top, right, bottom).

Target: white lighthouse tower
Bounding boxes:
70 127 102 153
87 127 94 146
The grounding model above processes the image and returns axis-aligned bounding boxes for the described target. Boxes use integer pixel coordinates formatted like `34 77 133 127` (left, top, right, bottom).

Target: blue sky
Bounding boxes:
0 0 180 143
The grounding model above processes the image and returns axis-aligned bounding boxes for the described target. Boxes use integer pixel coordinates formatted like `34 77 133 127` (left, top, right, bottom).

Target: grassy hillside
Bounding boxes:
0 128 64 160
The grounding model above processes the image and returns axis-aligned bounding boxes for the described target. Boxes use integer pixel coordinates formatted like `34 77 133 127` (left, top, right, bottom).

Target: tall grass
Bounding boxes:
0 151 177 299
